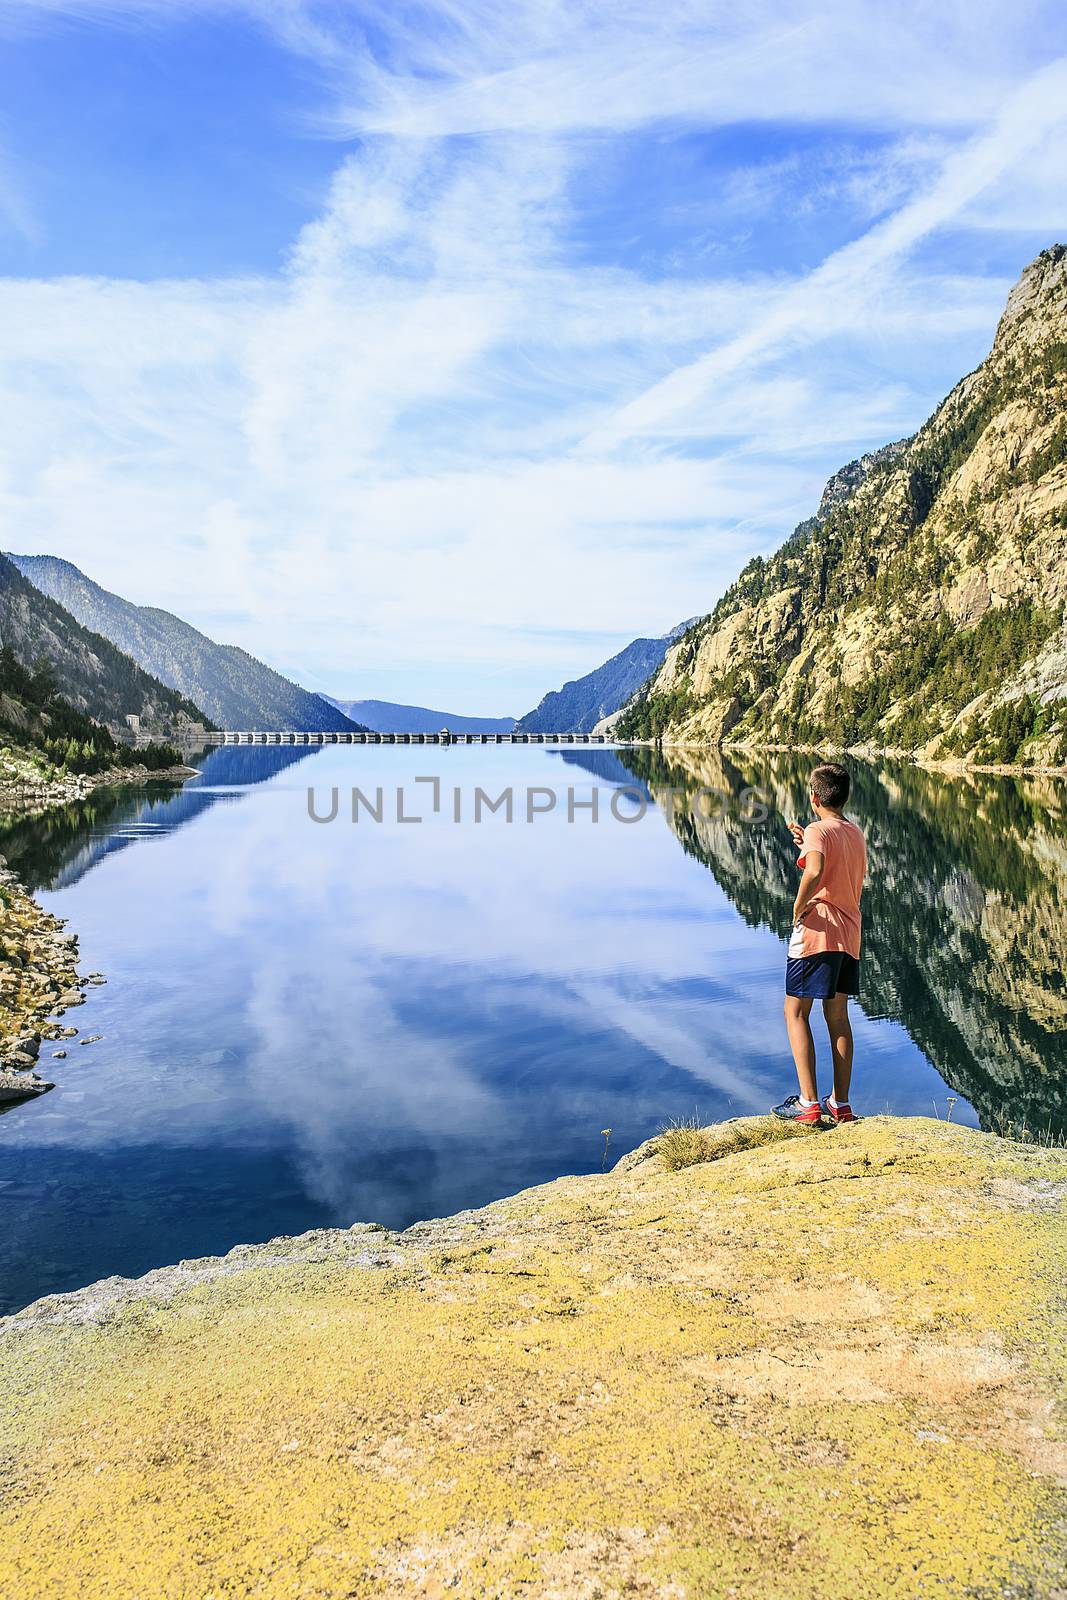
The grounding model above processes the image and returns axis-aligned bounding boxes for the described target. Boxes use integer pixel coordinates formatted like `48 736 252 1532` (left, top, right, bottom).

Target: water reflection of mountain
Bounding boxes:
551 748 652 796
618 747 1067 1133
0 744 319 893
185 744 319 789
0 787 229 891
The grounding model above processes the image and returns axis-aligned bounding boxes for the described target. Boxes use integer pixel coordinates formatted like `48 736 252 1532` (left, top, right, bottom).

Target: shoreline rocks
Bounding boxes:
613 735 1067 776
0 758 193 1103
0 858 92 1105
0 759 196 816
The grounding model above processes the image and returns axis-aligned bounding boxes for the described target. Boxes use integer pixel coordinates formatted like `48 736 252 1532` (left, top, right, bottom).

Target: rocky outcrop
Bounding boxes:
815 438 910 519
0 859 91 1104
0 750 196 814
620 246 1067 765
1 1117 1064 1597
1 747 196 811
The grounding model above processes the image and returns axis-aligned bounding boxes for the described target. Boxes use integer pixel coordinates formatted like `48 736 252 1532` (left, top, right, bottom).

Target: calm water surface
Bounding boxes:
1 744 1064 1313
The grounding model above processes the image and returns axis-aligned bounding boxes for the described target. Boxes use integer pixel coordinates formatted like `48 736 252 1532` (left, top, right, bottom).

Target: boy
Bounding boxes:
773 762 867 1127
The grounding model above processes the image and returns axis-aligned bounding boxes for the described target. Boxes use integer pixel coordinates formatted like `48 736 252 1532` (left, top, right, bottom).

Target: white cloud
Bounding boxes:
583 56 1067 451
323 0 1058 137
0 4 1064 708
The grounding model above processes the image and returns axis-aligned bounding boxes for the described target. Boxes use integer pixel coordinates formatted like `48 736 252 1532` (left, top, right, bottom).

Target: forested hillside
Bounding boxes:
0 554 209 737
0 646 179 778
7 555 360 733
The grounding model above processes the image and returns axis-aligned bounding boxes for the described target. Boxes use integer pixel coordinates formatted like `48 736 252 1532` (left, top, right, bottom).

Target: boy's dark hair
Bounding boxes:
810 762 850 809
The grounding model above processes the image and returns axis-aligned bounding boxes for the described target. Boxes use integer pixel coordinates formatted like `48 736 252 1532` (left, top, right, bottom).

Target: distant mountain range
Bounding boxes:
516 622 696 735
7 555 362 734
0 552 208 736
322 697 516 734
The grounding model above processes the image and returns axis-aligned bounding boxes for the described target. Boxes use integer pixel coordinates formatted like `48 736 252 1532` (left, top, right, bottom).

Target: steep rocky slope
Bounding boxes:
519 620 695 735
0 554 208 737
7 555 360 733
2 1119 1064 1598
620 247 1067 764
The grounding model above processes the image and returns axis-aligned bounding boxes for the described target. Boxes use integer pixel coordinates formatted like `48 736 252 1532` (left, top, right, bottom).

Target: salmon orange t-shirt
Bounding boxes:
789 816 867 960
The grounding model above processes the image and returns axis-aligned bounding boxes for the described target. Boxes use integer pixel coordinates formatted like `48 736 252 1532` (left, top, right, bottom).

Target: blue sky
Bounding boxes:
0 2 1065 713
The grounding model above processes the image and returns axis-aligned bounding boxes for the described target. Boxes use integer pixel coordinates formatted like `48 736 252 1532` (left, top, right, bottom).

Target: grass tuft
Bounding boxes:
656 1115 814 1172
982 1108 1067 1149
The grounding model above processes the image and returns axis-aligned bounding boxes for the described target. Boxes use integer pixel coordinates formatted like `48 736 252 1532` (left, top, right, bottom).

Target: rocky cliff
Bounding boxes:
619 247 1067 765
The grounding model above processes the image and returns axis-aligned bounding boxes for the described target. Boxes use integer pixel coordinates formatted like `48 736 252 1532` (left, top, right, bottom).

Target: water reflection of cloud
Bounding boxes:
241 954 504 1216
204 755 799 1210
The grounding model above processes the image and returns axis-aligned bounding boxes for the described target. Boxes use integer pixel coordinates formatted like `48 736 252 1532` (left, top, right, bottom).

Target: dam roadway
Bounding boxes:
201 730 611 746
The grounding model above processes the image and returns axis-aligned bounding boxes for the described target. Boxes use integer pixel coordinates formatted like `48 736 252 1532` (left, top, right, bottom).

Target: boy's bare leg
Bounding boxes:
783 996 818 1102
822 993 853 1103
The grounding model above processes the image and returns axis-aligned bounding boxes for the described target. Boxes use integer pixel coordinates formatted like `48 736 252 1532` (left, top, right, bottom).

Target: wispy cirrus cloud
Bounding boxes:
0 3 1063 710
583 53 1067 452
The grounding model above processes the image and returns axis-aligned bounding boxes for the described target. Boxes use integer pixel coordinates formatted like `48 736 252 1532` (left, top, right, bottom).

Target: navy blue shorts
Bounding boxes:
785 951 859 999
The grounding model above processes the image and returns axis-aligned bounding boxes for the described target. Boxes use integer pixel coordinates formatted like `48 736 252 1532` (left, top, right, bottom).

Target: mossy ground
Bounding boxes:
1 1117 1065 1598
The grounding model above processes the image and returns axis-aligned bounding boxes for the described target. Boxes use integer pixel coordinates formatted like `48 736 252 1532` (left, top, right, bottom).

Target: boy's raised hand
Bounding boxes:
788 819 805 847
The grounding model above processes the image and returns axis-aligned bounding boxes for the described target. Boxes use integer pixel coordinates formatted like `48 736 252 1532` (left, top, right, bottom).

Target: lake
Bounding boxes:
1 743 1064 1314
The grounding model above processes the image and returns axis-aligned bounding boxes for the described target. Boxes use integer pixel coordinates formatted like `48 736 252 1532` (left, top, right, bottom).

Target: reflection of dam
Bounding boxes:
617 746 1067 1134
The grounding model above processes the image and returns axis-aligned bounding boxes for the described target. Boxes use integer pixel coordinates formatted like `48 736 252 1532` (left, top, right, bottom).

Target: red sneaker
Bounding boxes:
772 1095 823 1125
820 1096 855 1124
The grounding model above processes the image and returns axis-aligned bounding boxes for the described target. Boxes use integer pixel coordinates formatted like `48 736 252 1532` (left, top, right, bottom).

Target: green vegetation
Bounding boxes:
948 690 1067 764
782 602 1064 759
0 552 213 734
614 258 1067 765
615 676 697 740
1014 415 1067 485
656 1115 811 1170
7 554 354 734
0 645 180 776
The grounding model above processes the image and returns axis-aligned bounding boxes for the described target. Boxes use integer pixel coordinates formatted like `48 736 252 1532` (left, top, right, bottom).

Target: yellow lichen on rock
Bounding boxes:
1 1117 1065 1598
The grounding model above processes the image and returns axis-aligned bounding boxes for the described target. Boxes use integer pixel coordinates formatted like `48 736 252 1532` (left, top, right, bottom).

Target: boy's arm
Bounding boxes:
793 850 824 923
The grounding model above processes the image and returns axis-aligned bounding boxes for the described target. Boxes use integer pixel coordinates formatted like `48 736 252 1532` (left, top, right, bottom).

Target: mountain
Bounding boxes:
517 621 696 735
618 246 1067 766
0 638 183 785
6 555 362 734
322 697 515 734
0 553 209 737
